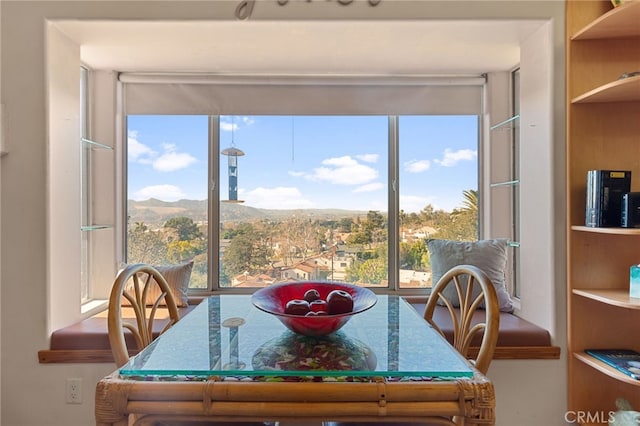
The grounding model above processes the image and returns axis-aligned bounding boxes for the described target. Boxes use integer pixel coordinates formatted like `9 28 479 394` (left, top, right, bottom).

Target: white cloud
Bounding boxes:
244 186 314 209
127 132 196 172
301 155 378 185
400 194 437 213
356 153 379 163
220 121 237 132
323 156 358 167
153 144 197 172
435 148 477 167
221 116 254 132
132 185 186 201
404 159 431 173
128 130 156 161
353 182 385 193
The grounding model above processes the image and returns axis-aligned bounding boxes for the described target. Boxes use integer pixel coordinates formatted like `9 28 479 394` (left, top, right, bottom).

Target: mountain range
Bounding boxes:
128 198 370 226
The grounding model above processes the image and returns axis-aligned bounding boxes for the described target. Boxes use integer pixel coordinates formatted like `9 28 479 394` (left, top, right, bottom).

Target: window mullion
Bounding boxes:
209 115 221 291
388 116 400 291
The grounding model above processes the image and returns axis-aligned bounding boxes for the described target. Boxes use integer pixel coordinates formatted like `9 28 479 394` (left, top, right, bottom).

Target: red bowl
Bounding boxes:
251 282 377 336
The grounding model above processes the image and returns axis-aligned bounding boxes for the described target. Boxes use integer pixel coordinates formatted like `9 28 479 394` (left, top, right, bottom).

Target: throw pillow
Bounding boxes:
150 261 194 307
122 261 193 307
426 238 514 313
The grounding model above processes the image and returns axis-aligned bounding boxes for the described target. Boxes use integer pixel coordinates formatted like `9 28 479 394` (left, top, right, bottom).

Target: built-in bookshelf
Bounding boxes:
566 0 640 420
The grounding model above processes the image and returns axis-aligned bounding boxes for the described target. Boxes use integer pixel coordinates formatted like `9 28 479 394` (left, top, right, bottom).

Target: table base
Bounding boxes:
95 372 495 426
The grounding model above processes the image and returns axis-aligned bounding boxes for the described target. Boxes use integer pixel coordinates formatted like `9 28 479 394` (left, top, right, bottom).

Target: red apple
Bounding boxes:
285 299 310 315
309 299 328 312
326 289 354 314
303 289 321 302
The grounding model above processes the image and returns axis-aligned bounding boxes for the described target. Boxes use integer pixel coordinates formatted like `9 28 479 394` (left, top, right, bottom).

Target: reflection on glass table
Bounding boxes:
120 294 473 379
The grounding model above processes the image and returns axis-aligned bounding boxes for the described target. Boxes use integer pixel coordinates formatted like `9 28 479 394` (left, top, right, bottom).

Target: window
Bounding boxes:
80 66 90 302
79 67 115 308
126 113 479 292
120 74 485 292
511 68 521 297
126 115 209 287
398 116 479 289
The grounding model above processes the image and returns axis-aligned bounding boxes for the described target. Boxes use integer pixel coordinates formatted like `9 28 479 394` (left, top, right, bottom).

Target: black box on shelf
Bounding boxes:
585 170 631 227
621 192 640 228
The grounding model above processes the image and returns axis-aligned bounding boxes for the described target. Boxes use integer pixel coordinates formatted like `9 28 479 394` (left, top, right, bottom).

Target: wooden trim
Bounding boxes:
469 345 561 360
38 345 560 364
38 349 134 364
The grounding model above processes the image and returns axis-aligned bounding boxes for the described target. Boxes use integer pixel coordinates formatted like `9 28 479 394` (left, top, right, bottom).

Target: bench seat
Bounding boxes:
409 302 552 347
38 297 559 364
48 305 198 351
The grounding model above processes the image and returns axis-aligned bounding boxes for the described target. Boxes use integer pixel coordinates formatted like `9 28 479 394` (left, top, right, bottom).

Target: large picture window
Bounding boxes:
126 113 478 291
121 74 484 292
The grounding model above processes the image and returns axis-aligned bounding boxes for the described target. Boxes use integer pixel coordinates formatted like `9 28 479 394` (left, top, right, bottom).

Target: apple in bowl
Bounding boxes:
251 281 377 336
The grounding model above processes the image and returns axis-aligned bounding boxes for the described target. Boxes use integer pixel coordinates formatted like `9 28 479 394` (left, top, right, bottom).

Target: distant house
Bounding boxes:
281 256 330 281
400 226 437 243
399 269 432 288
231 272 276 288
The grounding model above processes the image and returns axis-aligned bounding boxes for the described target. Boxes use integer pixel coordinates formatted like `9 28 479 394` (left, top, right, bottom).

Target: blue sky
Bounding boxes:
127 115 477 213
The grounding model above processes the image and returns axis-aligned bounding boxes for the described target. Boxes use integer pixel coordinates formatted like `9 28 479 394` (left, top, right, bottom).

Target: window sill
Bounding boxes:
81 299 108 317
38 297 560 364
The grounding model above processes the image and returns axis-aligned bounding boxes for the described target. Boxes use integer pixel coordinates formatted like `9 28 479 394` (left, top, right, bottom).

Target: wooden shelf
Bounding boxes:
572 1 640 40
574 351 640 386
573 288 640 309
572 74 640 104
571 225 640 235
567 0 640 416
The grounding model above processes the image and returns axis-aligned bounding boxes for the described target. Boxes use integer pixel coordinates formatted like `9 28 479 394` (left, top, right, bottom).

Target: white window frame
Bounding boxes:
118 75 487 295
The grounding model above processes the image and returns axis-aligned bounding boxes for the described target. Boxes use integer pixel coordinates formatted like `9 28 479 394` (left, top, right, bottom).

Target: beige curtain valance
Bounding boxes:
120 73 485 115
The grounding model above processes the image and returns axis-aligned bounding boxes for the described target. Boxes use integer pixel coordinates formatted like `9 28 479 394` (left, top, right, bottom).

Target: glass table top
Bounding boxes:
119 294 474 378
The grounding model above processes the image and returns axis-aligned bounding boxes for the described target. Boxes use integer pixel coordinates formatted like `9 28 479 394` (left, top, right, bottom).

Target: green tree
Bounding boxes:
221 223 271 278
431 189 478 241
127 222 169 264
460 189 478 214
400 239 428 271
357 257 387 285
166 239 205 263
363 210 386 245
164 217 203 241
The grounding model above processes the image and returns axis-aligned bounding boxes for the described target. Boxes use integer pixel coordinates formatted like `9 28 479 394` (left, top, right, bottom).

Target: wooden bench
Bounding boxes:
38 297 559 364
408 301 560 360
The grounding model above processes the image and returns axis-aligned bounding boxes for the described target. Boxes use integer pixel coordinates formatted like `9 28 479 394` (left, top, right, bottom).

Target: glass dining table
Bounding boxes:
95 294 495 425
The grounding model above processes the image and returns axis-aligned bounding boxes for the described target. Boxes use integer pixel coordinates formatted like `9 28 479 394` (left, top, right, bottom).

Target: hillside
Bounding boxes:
128 199 371 226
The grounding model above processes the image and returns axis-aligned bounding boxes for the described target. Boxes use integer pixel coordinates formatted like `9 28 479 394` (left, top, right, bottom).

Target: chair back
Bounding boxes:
108 263 180 367
424 264 499 374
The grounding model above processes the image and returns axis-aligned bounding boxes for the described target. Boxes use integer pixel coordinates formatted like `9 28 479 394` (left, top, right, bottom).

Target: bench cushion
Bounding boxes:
409 302 551 347
50 305 197 351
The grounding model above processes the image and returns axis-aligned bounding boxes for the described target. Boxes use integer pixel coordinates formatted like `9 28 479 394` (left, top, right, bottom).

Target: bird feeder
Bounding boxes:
221 146 245 203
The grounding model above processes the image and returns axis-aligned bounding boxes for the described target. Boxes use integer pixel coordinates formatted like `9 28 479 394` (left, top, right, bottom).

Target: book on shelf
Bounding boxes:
585 349 640 380
585 170 632 227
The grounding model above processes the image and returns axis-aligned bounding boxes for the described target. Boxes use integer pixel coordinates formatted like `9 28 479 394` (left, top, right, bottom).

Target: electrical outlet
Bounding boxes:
66 378 83 404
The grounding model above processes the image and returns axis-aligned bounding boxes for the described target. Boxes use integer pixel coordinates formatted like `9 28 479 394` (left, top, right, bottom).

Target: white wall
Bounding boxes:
47 23 83 333
0 0 3 419
0 1 567 425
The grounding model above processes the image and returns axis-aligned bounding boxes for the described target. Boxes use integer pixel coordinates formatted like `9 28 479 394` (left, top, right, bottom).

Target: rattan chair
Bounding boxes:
107 265 267 426
326 264 500 426
108 263 181 368
424 264 500 375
